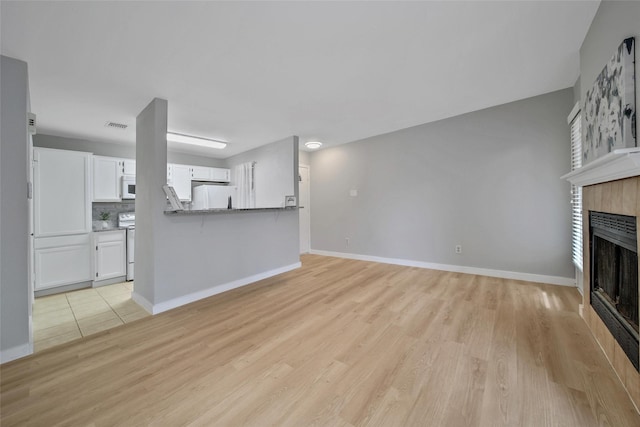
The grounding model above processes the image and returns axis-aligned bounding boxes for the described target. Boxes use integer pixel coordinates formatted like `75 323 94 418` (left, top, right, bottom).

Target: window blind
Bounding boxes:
570 111 583 269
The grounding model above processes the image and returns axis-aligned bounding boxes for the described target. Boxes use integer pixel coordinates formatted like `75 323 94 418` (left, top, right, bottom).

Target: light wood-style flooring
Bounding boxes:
2 255 639 426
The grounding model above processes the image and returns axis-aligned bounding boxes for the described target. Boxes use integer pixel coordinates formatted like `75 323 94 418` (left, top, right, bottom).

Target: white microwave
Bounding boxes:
121 175 136 199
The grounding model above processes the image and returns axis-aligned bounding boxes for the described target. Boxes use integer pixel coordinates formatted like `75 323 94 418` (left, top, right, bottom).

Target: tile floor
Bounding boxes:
33 282 149 352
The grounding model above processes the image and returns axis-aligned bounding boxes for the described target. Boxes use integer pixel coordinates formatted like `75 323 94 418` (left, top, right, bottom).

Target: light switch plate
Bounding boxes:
350 189 358 197
285 195 297 207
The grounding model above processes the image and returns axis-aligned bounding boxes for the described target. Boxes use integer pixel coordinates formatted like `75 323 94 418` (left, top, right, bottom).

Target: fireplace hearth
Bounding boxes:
590 211 639 371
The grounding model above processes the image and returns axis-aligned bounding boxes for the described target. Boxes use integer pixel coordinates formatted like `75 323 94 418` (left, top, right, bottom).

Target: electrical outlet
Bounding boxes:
346 238 350 247
455 245 462 254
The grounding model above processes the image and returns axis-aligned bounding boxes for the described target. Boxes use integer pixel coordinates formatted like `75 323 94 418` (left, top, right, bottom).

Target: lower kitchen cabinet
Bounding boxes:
94 230 126 282
34 234 92 290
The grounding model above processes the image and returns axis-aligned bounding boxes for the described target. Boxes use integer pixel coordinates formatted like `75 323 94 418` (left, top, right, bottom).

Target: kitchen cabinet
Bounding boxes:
167 163 230 201
34 148 92 237
191 166 213 181
34 234 92 290
93 156 137 201
123 159 136 176
167 163 192 201
191 166 230 183
93 155 123 202
33 148 92 290
211 167 230 182
94 230 126 282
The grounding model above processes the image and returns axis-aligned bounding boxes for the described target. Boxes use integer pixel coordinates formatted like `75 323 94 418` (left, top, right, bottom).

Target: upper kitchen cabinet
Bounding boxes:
190 165 210 181
34 148 92 237
167 163 192 201
211 167 230 182
93 155 123 202
123 159 136 176
191 166 230 183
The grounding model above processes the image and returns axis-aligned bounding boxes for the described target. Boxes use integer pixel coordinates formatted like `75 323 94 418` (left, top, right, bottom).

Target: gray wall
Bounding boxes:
572 77 581 107
134 99 300 310
1 56 31 361
299 150 311 166
33 133 226 168
310 88 575 279
227 136 298 208
579 1 639 146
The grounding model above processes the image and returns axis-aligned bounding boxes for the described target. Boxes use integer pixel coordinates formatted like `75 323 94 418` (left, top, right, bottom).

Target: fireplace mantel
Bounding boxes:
562 148 640 187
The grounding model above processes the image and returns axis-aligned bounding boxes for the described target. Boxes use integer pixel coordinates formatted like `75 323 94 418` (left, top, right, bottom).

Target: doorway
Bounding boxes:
299 165 310 254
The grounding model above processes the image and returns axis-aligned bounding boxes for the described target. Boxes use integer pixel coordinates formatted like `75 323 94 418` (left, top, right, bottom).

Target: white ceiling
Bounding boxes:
1 1 599 158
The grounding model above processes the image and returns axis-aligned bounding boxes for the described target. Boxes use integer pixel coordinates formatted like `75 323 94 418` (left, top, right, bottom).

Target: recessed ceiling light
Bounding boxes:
166 132 227 149
305 141 323 149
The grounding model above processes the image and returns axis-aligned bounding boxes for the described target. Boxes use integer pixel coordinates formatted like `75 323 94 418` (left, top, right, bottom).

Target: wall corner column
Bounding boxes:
133 98 168 312
0 55 32 362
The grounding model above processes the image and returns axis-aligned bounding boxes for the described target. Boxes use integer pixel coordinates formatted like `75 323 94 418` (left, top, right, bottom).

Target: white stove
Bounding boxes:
118 213 135 281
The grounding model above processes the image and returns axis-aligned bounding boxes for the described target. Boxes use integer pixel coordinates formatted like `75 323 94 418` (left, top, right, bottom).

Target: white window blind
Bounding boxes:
569 110 583 269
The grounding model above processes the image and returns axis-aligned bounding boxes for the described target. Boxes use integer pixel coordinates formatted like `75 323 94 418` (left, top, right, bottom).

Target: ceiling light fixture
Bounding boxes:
305 141 323 150
166 132 227 149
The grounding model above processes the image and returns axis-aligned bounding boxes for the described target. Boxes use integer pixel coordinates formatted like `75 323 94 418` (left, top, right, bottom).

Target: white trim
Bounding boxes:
575 266 584 296
134 262 302 315
567 101 580 124
561 147 640 187
0 342 33 364
310 250 575 287
131 291 154 314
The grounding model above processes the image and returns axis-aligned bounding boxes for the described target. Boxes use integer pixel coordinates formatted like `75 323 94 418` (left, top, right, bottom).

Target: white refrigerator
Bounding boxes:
192 185 237 210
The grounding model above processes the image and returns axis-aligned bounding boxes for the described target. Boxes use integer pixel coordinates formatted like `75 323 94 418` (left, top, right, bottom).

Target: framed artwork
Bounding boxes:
583 37 636 164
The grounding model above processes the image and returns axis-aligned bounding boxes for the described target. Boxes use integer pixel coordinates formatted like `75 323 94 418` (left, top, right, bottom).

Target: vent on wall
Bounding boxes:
104 121 128 130
27 112 36 135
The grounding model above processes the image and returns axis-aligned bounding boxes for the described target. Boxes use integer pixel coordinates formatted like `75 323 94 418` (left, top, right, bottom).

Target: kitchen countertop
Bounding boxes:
164 207 298 215
92 226 130 232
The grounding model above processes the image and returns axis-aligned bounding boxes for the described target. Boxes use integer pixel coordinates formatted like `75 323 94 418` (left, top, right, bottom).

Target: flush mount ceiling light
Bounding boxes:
305 141 323 150
166 132 227 149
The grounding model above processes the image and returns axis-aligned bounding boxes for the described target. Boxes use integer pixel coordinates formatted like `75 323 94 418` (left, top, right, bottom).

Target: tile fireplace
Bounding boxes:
589 211 639 370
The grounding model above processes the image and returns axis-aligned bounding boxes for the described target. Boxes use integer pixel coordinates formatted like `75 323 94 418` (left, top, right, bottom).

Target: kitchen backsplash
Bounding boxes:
93 201 135 228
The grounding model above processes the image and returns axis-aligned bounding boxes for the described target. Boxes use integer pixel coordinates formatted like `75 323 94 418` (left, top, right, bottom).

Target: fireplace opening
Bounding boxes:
590 211 639 371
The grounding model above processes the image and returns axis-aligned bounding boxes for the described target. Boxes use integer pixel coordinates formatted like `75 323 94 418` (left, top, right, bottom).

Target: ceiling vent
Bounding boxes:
104 121 128 130
27 112 37 135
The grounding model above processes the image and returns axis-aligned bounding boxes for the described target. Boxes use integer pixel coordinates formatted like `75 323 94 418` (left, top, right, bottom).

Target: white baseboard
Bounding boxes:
131 291 154 314
0 342 33 364
309 250 575 287
135 262 302 315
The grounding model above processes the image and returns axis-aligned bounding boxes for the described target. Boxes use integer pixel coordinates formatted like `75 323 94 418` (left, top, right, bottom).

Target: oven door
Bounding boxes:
122 176 136 199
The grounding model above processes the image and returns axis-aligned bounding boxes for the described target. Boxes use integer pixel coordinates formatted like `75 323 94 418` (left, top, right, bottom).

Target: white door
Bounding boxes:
33 148 92 237
28 136 34 348
299 165 310 254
